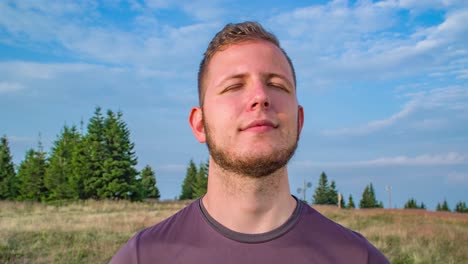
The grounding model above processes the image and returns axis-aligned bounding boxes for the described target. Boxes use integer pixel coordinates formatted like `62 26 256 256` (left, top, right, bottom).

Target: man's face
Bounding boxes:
192 40 304 177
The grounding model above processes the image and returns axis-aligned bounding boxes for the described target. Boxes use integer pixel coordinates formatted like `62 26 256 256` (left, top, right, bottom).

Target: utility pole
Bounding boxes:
385 185 392 209
297 178 312 204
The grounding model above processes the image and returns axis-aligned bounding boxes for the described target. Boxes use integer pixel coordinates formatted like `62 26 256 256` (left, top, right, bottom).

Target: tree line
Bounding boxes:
1 108 467 213
303 171 467 213
0 107 159 202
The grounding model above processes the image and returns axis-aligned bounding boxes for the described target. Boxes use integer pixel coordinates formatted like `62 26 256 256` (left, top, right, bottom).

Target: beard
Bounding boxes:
203 116 299 178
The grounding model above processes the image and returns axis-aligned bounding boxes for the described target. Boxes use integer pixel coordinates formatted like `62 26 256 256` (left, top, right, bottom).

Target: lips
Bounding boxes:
240 120 278 131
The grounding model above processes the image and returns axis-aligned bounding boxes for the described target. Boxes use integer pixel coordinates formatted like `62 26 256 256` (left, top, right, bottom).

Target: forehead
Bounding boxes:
204 41 294 90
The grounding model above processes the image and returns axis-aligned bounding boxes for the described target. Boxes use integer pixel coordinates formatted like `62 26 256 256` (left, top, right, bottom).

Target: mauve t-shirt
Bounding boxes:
110 197 389 264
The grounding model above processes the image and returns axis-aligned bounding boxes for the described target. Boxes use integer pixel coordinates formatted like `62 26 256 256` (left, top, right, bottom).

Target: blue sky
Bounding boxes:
1 0 467 209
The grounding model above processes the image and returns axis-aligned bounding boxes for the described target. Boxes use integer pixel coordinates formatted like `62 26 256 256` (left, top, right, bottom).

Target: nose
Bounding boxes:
249 82 270 111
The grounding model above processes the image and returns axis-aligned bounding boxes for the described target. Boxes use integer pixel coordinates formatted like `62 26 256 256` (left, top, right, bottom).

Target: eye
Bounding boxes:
221 83 243 93
268 82 290 93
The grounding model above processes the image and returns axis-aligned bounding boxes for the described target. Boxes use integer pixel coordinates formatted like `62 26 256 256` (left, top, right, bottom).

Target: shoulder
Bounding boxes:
109 200 200 264
298 204 389 263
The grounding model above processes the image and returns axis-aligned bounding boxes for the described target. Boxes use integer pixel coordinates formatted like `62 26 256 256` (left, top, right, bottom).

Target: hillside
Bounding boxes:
1 200 467 263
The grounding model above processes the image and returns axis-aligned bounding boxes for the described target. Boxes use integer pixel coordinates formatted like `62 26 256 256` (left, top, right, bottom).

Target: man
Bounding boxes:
110 21 389 264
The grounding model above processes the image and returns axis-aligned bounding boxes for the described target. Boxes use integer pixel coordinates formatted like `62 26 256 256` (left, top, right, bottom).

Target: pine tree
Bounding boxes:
420 202 426 210
404 198 418 209
327 180 338 205
17 142 48 201
455 201 468 213
140 165 160 199
180 159 197 200
339 193 346 208
313 171 329 204
442 200 450 211
193 161 208 198
348 194 355 209
70 133 89 199
82 107 107 199
404 198 426 209
44 126 80 200
436 199 451 212
99 110 139 200
359 183 382 209
0 135 18 199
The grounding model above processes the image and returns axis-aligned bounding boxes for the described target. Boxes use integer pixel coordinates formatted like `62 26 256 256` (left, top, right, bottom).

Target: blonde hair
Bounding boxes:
197 21 296 106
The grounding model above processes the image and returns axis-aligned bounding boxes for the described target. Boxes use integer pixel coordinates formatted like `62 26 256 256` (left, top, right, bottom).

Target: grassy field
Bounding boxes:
1 200 467 264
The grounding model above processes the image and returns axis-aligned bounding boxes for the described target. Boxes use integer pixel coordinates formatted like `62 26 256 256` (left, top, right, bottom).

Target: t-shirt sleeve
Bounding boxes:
108 232 140 264
351 231 389 264
366 240 390 264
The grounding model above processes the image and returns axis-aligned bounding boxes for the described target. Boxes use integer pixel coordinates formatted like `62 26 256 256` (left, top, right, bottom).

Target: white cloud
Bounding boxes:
0 1 219 72
446 171 468 184
322 85 468 136
0 82 24 94
293 152 467 169
396 0 466 10
268 2 468 85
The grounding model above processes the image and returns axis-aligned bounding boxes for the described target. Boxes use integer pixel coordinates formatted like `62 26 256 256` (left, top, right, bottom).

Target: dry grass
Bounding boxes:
1 201 467 263
0 200 191 264
315 205 468 264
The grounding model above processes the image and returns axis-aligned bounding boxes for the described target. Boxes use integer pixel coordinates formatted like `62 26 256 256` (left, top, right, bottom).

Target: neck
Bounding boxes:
202 158 297 234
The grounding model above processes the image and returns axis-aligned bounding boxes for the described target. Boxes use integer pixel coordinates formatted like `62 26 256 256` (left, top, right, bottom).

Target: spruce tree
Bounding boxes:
339 193 346 208
70 134 87 200
455 201 468 213
99 110 139 200
437 199 451 212
404 198 425 209
44 126 80 200
70 133 89 199
0 135 17 199
140 165 160 199
180 159 197 200
193 161 208 198
348 194 355 209
82 107 107 199
313 171 329 204
17 143 48 201
327 180 338 205
404 198 418 209
359 183 382 209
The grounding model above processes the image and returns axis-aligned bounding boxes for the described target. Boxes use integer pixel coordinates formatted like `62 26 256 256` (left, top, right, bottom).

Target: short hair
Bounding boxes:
197 21 296 106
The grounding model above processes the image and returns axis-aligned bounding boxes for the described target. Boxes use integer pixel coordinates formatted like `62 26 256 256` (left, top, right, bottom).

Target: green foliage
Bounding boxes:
436 199 451 212
140 165 160 199
313 172 329 204
0 135 18 199
328 181 338 205
44 126 81 200
313 172 339 205
404 198 426 210
4 107 142 202
179 159 198 200
359 183 383 209
17 143 48 201
98 110 139 200
193 161 208 198
455 201 468 213
81 107 107 199
348 194 355 209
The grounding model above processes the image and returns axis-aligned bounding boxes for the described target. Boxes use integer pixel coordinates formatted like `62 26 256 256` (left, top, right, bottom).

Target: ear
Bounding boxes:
189 107 206 143
297 105 304 135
